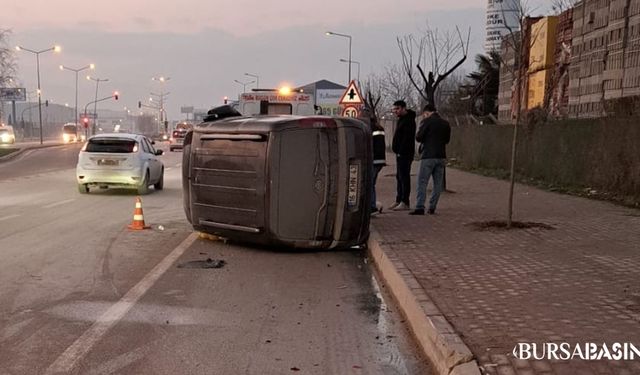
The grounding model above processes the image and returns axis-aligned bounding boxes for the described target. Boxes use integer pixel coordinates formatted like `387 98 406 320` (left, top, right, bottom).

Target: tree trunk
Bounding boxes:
507 69 523 228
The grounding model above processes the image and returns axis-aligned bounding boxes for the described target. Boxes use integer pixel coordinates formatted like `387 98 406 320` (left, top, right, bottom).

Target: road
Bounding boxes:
0 142 430 374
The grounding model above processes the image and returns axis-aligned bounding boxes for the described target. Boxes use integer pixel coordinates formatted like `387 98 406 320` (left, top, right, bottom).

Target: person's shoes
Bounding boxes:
392 202 410 211
388 202 401 210
409 209 425 215
427 208 435 215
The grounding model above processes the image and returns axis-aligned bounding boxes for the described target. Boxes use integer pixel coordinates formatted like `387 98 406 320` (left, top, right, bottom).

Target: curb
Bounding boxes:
0 143 66 163
367 229 481 375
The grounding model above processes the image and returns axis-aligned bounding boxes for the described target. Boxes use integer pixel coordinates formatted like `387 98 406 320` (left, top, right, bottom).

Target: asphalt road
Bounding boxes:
0 142 430 375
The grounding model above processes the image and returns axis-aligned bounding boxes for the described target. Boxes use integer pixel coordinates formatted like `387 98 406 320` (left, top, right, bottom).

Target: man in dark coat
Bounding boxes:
389 100 416 211
358 107 386 216
410 103 451 215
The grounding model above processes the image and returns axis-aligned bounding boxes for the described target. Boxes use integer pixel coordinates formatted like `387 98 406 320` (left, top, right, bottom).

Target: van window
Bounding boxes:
86 138 137 153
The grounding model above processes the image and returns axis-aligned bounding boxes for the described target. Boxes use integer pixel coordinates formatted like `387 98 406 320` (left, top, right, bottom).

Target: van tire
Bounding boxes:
78 184 89 194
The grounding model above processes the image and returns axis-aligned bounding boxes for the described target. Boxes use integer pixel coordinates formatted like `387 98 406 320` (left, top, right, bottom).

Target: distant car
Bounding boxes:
0 125 16 144
76 133 164 194
169 122 193 151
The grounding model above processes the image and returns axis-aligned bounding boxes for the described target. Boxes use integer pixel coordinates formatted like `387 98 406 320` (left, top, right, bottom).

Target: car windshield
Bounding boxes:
63 125 76 133
0 129 7 134
86 138 137 153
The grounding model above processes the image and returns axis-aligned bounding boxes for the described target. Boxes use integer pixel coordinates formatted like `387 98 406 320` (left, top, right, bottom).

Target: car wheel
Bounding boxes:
154 169 164 190
78 183 89 194
137 171 150 195
170 147 174 152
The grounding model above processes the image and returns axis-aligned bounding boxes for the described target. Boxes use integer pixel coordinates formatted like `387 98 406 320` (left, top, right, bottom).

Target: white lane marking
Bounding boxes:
43 199 76 209
165 167 172 171
0 214 20 222
45 232 199 374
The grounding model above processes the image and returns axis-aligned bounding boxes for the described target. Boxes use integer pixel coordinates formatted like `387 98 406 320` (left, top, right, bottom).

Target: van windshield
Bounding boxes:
86 138 137 153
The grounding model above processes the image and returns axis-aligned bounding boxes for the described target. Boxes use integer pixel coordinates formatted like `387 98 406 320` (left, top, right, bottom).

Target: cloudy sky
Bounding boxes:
3 0 491 119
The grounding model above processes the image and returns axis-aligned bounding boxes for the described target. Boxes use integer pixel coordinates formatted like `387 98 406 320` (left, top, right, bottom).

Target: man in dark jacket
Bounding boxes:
390 100 416 211
410 103 451 215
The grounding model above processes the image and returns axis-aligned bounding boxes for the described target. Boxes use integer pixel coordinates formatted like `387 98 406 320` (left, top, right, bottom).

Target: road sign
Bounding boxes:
338 80 363 105
0 88 27 101
181 106 194 114
80 113 97 119
342 105 359 118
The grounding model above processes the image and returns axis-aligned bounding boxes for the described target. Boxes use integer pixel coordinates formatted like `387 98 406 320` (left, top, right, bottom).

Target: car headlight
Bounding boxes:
63 133 70 142
1 134 9 142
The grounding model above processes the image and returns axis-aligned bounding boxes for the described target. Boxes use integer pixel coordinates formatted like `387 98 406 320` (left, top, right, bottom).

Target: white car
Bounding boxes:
76 133 164 194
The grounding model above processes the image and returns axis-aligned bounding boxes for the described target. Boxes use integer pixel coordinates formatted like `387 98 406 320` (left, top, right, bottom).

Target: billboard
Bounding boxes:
0 88 27 101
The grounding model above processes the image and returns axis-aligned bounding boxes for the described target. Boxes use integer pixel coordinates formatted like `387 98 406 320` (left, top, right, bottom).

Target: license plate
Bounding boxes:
97 159 118 166
347 164 359 208
175 138 184 144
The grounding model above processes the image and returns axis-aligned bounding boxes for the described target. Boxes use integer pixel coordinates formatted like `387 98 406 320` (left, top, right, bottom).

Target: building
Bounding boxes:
526 16 559 109
296 79 346 116
485 0 521 52
549 8 574 118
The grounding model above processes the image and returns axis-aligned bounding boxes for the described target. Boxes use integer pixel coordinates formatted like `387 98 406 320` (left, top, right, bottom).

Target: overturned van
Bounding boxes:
182 115 372 249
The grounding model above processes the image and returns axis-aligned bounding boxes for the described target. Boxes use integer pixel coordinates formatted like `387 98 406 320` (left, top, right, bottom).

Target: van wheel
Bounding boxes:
78 184 89 194
154 169 164 190
137 171 150 195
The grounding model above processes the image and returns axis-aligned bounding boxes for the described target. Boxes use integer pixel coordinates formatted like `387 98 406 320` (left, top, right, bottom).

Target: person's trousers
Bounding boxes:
415 158 446 211
395 155 412 205
371 164 383 210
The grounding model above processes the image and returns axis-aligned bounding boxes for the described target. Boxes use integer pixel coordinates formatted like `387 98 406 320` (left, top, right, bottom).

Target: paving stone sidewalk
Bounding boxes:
371 158 640 375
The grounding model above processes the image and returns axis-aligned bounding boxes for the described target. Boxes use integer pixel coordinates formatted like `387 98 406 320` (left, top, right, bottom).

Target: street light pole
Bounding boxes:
339 59 360 83
151 76 170 134
234 79 255 94
244 72 260 89
15 44 61 144
87 75 109 136
60 63 95 138
326 31 352 84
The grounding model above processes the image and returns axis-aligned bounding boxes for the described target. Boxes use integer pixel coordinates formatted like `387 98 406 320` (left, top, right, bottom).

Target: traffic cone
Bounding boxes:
128 196 150 230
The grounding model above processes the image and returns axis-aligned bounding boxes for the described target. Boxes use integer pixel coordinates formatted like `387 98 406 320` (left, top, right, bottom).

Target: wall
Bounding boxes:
448 119 640 204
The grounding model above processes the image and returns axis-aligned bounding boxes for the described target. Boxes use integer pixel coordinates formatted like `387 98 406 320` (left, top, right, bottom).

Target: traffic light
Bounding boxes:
113 91 119 100
224 96 228 104
82 117 89 128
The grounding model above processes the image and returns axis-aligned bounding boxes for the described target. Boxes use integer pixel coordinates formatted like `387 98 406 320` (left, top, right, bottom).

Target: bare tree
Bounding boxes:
397 25 471 109
0 29 18 122
499 0 541 228
362 63 421 116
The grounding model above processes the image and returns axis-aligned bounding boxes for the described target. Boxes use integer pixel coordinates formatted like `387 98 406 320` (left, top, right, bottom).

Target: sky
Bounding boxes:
2 0 492 120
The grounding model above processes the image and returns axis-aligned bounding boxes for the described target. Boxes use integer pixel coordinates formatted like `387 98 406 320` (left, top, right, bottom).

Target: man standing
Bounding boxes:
410 103 451 215
390 100 416 211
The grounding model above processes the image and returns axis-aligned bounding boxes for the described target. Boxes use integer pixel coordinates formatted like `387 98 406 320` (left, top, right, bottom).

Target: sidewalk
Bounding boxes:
368 157 640 375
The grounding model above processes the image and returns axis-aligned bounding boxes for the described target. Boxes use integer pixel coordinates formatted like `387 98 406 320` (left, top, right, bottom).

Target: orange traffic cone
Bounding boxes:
128 196 150 230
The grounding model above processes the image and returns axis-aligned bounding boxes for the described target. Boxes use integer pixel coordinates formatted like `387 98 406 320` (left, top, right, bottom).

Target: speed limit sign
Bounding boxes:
342 106 359 118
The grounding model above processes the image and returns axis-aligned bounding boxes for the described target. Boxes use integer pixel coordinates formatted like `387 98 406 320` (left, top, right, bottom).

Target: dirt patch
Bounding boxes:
467 220 555 231
177 258 226 269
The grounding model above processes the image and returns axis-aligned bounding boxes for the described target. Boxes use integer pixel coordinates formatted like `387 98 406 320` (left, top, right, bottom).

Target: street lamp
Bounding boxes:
60 63 95 137
234 79 255 93
325 31 352 84
87 75 109 136
15 44 62 144
339 59 360 83
244 72 260 89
